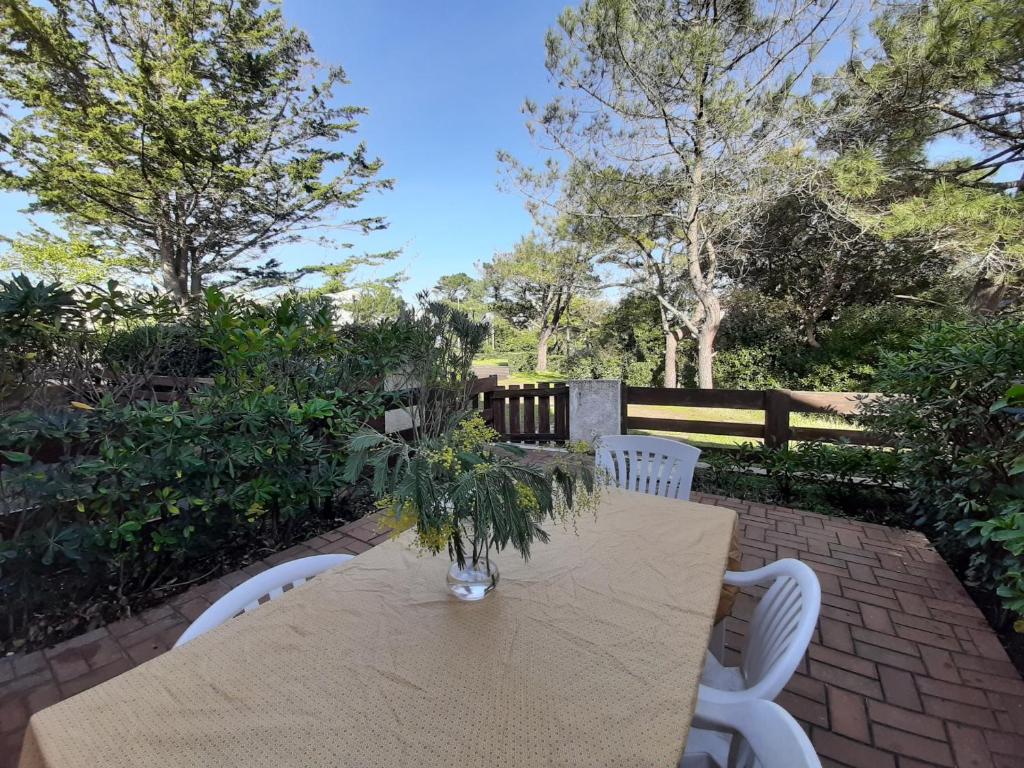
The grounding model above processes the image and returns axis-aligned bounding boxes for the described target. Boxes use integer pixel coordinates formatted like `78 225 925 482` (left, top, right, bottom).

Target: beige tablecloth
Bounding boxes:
20 488 737 768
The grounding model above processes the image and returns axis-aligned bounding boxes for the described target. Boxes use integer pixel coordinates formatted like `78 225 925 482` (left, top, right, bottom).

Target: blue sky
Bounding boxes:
275 0 565 296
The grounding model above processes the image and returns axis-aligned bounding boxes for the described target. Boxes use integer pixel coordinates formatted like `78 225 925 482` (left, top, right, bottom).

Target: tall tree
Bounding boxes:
733 189 943 346
1 231 141 284
838 0 1024 190
825 0 1024 309
0 0 390 300
431 272 487 319
483 232 596 372
504 0 853 387
341 280 406 324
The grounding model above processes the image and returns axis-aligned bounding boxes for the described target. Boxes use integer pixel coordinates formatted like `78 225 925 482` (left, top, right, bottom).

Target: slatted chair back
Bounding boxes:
699 559 821 705
173 554 354 648
595 434 701 500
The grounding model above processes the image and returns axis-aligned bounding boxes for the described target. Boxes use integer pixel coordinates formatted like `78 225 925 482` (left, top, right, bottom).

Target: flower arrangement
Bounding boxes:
345 413 600 597
342 300 600 598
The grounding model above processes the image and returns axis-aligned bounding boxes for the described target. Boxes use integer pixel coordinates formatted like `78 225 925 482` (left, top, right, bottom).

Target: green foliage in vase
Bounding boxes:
346 414 600 569
343 299 600 569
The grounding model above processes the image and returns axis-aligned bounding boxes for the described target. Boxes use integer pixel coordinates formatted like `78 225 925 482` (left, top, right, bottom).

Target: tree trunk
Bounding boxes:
158 233 187 302
189 247 202 296
695 306 720 389
693 275 722 389
802 319 821 348
536 326 552 373
663 331 677 388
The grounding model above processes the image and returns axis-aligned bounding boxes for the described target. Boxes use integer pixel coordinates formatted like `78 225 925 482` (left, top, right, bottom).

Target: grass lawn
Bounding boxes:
628 404 863 448
472 357 567 384
501 370 568 385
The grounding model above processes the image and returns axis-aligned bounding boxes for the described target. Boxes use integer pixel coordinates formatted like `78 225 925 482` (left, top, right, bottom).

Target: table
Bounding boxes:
20 488 738 768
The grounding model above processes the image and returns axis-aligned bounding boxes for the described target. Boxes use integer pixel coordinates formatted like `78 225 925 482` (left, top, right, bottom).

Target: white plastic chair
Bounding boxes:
173 554 354 647
681 697 822 768
595 435 701 500
700 559 821 704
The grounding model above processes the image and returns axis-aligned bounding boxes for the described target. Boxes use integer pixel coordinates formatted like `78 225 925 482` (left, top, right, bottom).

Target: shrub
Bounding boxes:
1 276 183 409
862 317 1024 607
981 385 1024 628
709 292 964 392
561 291 665 386
104 323 219 377
505 351 538 375
624 358 659 387
694 441 907 523
717 289 803 350
0 284 429 651
712 347 786 390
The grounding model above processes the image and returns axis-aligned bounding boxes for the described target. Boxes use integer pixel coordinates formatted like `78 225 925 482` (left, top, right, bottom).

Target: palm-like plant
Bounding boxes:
346 414 597 570
344 300 598 579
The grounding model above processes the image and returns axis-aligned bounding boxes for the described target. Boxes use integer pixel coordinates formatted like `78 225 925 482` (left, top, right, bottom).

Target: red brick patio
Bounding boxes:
2 495 1023 767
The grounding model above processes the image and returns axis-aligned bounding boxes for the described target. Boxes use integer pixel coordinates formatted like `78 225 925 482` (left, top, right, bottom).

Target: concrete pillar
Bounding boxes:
568 379 624 445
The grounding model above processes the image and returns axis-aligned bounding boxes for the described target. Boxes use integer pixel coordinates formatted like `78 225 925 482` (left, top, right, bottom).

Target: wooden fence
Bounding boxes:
6 373 879 451
624 386 882 448
92 378 870 448
477 380 570 445
362 376 569 445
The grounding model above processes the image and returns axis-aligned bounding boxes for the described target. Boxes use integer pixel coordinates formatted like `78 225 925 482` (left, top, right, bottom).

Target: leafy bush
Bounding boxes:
694 441 906 523
505 351 538 375
982 386 1024 628
711 292 964 392
0 281 430 651
105 323 219 377
862 317 1024 612
1 276 184 409
562 292 665 386
712 347 786 390
717 289 804 351
1 275 86 405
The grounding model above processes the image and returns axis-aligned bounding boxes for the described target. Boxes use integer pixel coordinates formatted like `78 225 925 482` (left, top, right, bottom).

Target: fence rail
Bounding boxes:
624 386 883 448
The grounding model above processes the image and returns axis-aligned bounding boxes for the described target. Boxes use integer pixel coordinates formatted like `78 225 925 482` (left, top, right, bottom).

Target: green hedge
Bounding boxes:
104 323 219 377
0 280 417 651
694 441 908 524
862 317 1024 617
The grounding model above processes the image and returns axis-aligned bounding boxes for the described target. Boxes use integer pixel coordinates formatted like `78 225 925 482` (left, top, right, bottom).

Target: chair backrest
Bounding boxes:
173 554 354 648
595 435 701 500
695 698 822 768
725 559 821 701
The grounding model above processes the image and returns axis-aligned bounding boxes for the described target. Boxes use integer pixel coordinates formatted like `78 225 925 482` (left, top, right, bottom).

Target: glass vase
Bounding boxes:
446 556 499 601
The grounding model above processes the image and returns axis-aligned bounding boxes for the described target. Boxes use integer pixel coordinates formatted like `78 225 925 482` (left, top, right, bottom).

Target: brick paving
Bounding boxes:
2 497 1023 767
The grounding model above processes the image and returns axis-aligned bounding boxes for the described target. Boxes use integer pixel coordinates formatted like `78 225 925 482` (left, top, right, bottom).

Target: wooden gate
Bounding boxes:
482 381 569 444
